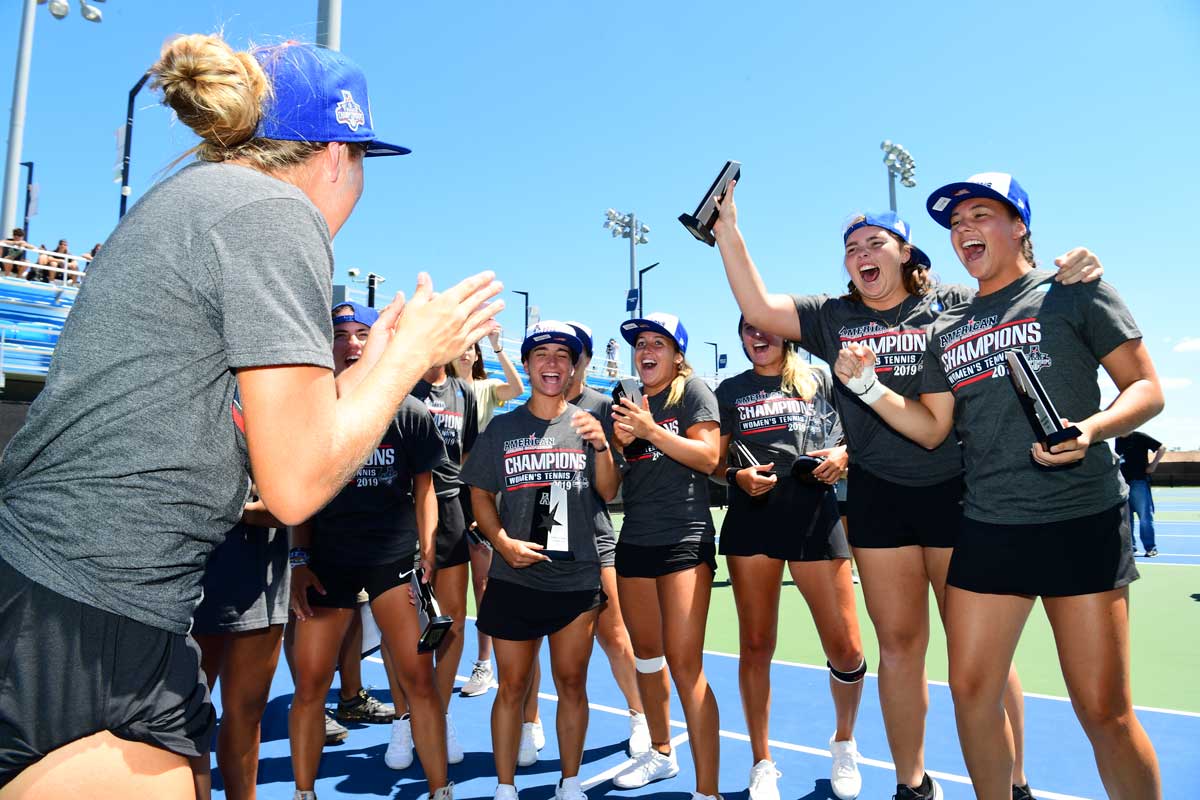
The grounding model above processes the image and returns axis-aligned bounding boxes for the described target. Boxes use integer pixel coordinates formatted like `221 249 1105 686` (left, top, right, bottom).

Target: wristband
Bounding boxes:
288 547 310 568
493 348 503 354
846 370 886 405
726 467 740 485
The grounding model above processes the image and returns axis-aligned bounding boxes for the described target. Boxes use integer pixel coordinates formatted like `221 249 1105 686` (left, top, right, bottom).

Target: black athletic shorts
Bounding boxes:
846 464 962 549
615 540 718 579
0 557 213 787
475 578 603 641
948 503 1139 597
436 493 469 569
720 479 850 562
307 554 417 610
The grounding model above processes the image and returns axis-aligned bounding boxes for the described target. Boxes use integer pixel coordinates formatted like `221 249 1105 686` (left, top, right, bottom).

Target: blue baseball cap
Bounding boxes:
565 321 594 358
621 312 688 354
926 172 1031 229
521 320 583 361
253 42 410 157
332 301 379 327
842 211 931 269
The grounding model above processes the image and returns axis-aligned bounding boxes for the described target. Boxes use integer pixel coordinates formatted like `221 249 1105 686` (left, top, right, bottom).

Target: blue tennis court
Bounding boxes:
209 618 1200 800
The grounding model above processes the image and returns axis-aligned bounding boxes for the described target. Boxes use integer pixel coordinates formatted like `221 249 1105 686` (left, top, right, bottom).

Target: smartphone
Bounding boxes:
612 377 643 408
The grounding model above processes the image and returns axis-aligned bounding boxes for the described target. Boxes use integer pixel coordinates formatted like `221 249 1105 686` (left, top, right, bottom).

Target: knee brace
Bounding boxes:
635 655 666 674
828 658 867 685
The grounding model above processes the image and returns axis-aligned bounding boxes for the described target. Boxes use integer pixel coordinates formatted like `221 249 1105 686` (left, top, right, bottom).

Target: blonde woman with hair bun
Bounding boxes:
0 34 500 800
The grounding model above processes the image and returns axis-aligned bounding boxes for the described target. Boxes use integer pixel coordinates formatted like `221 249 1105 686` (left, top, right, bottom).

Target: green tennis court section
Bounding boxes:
210 487 1200 798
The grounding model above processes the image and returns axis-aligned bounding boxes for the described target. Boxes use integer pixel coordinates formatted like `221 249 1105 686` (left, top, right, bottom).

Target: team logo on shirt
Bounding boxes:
624 418 679 462
353 443 398 488
501 433 588 491
422 396 464 447
938 316 1047 391
732 390 834 445
839 321 927 378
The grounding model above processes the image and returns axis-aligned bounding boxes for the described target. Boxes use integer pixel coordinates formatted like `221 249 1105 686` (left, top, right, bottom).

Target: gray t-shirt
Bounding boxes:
570 385 617 556
619 374 720 546
412 376 479 498
313 397 448 567
0 162 334 634
716 367 842 473
460 403 603 591
793 286 971 486
920 269 1139 524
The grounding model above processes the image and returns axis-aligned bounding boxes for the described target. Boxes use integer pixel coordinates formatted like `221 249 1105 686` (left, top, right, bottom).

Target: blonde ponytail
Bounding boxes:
779 348 818 401
665 358 694 408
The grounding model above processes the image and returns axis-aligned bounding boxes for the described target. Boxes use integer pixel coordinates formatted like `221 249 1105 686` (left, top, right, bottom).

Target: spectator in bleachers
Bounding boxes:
0 228 31 278
28 244 53 283
45 239 77 285
70 244 102 286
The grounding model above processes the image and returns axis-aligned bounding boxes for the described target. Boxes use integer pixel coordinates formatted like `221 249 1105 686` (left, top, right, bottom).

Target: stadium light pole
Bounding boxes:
705 341 719 377
512 290 529 333
316 0 341 50
880 140 917 213
604 208 649 373
19 160 32 237
637 261 659 319
118 70 152 219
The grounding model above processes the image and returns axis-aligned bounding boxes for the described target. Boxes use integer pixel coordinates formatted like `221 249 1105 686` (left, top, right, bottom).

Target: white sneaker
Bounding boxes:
748 759 781 800
461 660 496 697
431 783 455 800
692 794 723 800
829 736 862 799
518 722 539 767
294 792 317 800
385 716 414 770
531 719 546 750
494 784 518 800
627 711 651 757
446 714 465 765
554 777 588 800
612 748 680 789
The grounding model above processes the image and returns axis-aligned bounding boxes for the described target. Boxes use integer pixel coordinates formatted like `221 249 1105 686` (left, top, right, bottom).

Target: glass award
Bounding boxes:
531 483 573 560
411 567 453 654
1005 349 1082 448
678 160 741 246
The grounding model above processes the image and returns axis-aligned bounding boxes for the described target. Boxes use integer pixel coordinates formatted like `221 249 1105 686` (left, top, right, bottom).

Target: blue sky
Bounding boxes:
5 0 1199 446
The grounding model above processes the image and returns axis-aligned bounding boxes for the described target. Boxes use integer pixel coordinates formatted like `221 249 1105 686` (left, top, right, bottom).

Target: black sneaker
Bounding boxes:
1013 784 1037 800
336 688 395 723
1146 548 1158 558
893 773 942 800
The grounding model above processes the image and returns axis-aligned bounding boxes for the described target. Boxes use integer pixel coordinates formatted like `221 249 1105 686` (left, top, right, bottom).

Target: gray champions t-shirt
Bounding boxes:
412 376 479 498
313 396 448 567
793 286 970 486
716 367 842 472
570 385 617 558
460 403 604 591
618 374 720 546
0 162 334 634
920 269 1139 524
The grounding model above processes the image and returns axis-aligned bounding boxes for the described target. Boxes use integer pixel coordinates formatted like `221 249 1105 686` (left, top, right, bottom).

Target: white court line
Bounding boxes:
1141 552 1200 557
701 650 1200 719
1155 533 1200 538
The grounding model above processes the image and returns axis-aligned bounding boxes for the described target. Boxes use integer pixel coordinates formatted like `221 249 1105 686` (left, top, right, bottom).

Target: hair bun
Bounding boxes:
151 33 270 150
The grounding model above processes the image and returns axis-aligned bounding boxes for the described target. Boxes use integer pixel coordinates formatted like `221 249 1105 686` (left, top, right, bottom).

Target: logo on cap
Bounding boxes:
335 90 365 132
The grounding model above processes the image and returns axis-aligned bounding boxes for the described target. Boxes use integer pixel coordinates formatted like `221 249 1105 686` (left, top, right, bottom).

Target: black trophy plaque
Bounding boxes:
412 567 453 653
1005 349 1081 448
679 160 741 246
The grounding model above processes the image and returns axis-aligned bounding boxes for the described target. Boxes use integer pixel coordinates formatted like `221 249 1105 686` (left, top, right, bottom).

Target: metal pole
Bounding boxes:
1 0 37 237
513 291 529 333
367 273 377 307
628 213 637 374
20 160 32 238
119 72 151 219
887 169 897 213
637 262 659 320
706 341 718 375
316 0 342 50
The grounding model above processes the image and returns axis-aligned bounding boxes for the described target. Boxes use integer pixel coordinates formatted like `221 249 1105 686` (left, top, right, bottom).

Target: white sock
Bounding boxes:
477 658 491 668
559 776 582 794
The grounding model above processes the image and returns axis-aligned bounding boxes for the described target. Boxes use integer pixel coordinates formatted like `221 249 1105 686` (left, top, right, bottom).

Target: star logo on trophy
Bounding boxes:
536 500 563 537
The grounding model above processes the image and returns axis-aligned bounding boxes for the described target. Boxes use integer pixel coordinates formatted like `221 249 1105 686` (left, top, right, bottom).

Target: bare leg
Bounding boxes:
469 542 493 663
789 558 864 742
288 608 354 791
595 566 643 713
548 608 600 778
491 637 540 785
524 658 542 724
1 732 193 800
658 565 720 796
944 587 1032 800
727 554 784 764
432 563 469 710
337 610 364 702
208 627 283 800
190 633 228 799
617 575 671 752
1044 589 1161 799
372 587 448 792
380 644 410 715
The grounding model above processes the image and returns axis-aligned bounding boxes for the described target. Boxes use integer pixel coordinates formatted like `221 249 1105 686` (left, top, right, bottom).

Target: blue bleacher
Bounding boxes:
0 275 75 384
480 352 622 417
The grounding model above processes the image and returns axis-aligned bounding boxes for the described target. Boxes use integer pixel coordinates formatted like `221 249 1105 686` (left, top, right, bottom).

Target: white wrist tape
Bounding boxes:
846 369 886 405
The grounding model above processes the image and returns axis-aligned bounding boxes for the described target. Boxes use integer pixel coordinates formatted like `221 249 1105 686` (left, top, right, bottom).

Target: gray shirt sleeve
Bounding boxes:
792 293 835 362
211 198 334 370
